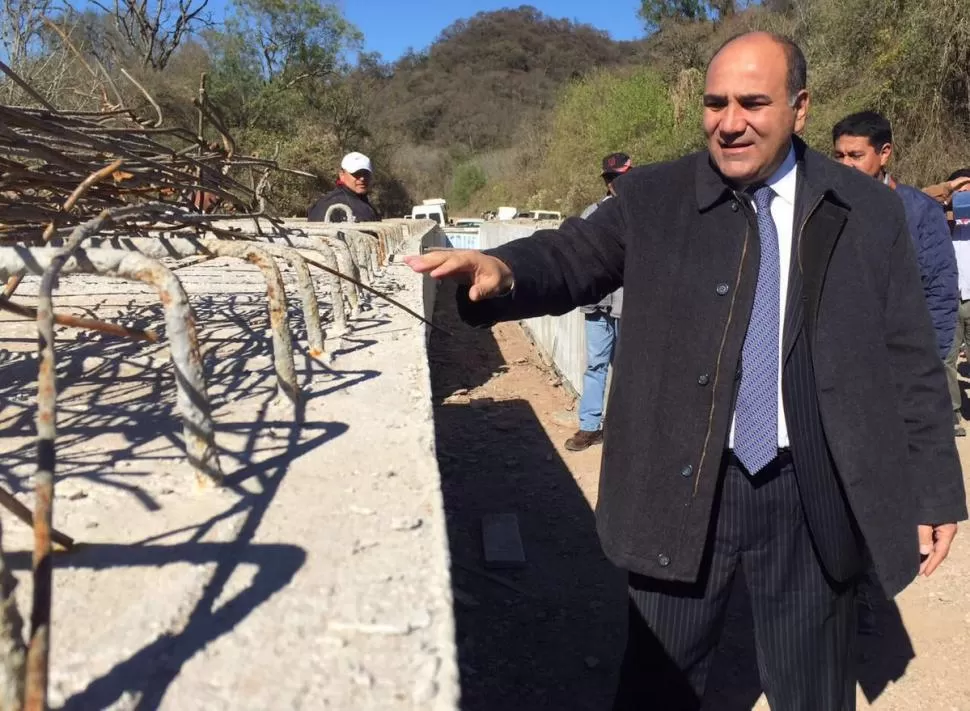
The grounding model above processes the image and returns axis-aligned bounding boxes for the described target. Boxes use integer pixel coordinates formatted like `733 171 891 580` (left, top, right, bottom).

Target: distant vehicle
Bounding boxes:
517 209 562 221
453 218 484 228
411 198 448 224
496 206 518 220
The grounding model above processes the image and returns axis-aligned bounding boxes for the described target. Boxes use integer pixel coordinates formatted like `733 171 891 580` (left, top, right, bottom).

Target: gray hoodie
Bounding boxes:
578 196 623 317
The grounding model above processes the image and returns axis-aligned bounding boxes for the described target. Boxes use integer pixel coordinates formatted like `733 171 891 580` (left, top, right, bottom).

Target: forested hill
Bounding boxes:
1 1 967 217
367 7 640 154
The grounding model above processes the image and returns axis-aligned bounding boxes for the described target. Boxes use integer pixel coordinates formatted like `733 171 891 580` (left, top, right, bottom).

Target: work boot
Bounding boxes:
565 429 603 451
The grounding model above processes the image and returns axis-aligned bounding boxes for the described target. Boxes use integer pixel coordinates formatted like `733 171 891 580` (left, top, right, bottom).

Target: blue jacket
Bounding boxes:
896 183 958 359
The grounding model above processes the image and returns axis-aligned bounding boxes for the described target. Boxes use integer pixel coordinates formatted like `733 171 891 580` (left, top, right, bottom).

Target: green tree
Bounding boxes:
449 162 487 208
206 0 361 129
638 0 707 31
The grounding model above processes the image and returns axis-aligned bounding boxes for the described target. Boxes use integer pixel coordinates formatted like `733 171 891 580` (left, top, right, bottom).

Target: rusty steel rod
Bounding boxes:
258 233 354 332
72 235 301 398
42 159 125 241
0 487 74 550
0 299 158 342
257 238 348 335
257 244 327 360
23 469 51 711
0 515 26 711
300 233 362 316
20 211 118 710
298 254 451 336
201 239 298 404
0 246 224 488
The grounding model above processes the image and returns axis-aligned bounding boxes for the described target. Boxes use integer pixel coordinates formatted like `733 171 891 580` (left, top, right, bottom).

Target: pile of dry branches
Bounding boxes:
0 61 299 249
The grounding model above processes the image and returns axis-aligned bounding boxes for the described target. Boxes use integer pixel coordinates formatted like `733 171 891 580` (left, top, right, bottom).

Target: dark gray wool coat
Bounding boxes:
458 137 967 598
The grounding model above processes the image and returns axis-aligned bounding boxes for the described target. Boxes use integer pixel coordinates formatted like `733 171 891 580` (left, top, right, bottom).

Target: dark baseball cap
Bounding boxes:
601 152 632 177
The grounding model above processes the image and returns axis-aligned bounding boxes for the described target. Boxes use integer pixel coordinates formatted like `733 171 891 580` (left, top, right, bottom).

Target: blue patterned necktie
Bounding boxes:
734 185 780 475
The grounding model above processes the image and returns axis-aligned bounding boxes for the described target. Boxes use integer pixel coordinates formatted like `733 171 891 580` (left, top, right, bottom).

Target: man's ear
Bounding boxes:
878 142 893 169
792 90 810 134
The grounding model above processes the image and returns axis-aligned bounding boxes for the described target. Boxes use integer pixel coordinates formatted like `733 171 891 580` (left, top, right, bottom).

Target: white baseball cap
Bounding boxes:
340 151 372 174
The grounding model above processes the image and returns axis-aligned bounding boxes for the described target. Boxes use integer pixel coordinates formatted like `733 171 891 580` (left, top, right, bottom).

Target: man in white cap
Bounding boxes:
308 151 381 223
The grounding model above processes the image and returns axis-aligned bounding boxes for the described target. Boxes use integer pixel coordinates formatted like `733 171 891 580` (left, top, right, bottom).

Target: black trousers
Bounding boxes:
613 454 857 711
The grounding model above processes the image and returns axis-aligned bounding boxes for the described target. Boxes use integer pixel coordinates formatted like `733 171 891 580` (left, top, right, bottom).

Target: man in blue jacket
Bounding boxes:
833 111 960 433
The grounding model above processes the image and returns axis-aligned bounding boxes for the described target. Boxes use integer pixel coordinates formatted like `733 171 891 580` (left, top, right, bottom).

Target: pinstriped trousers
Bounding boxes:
613 455 857 711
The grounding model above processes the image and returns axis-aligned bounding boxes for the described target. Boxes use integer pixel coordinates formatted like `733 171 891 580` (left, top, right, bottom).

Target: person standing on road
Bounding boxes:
925 169 970 431
307 151 381 223
831 111 959 433
566 152 632 452
406 32 965 710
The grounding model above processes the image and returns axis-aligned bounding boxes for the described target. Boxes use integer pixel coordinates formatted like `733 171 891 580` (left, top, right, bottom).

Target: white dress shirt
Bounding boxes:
728 145 797 450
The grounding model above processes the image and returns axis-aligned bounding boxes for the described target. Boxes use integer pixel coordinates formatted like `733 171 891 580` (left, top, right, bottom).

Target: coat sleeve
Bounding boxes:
915 200 959 359
884 217 967 524
457 195 627 326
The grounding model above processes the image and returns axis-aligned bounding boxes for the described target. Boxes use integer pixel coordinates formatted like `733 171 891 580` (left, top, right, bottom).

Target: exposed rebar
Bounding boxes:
256 244 327 360
0 246 224 488
200 239 298 404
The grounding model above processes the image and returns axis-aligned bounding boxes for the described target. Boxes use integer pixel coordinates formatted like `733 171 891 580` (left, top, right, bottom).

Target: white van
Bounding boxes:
411 198 448 224
517 209 562 221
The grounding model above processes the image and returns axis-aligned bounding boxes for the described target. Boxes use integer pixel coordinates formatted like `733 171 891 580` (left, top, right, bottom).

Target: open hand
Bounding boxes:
404 249 514 302
918 522 958 577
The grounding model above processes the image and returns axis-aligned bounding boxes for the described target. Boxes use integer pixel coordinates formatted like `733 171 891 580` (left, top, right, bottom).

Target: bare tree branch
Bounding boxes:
105 0 211 70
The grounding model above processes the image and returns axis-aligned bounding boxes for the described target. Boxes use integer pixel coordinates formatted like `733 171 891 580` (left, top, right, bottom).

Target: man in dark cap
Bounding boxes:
566 152 632 451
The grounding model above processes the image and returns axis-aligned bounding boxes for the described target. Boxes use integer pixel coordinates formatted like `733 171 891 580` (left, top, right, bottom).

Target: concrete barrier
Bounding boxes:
478 222 587 397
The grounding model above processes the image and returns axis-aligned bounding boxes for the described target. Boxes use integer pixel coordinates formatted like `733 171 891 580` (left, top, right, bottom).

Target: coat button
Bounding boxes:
730 200 739 212
697 373 710 386
716 283 730 295
680 464 693 478
658 553 671 567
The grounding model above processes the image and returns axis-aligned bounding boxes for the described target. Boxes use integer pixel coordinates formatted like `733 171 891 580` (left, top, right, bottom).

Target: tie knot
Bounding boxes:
750 185 774 212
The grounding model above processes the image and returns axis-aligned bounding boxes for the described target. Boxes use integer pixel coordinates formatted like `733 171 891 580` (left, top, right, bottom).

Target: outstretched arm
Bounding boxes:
405 195 628 326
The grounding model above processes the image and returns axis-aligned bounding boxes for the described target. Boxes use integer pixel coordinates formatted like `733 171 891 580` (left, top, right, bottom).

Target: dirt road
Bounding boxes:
429 285 970 710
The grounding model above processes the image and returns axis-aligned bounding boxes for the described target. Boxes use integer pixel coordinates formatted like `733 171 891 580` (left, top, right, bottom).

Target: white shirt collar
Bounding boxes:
763 144 798 205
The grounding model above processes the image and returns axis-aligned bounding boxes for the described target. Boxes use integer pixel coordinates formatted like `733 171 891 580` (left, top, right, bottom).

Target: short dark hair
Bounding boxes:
709 32 807 105
947 168 970 182
832 111 893 149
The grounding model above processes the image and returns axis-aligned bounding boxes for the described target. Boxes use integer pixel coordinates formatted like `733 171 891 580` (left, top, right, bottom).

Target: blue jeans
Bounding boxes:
579 311 620 432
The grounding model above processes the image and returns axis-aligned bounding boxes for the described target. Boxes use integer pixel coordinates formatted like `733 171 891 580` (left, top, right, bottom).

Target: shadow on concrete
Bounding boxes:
0 285 378 709
428 283 626 711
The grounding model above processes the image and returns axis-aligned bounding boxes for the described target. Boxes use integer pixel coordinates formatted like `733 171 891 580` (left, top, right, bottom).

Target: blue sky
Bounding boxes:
201 1 645 62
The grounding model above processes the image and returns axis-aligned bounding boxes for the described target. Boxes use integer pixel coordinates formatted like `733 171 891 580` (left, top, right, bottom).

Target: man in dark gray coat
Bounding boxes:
407 32 965 710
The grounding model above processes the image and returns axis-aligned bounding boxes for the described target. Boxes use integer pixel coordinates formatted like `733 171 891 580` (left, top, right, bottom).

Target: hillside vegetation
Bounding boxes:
0 1 967 218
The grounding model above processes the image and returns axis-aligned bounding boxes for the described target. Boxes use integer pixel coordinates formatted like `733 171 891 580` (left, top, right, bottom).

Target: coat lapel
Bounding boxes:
784 146 850 358
799 200 849 341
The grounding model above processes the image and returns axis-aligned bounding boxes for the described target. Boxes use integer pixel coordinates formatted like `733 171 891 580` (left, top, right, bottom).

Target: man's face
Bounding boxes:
340 169 371 195
832 135 890 179
703 34 808 187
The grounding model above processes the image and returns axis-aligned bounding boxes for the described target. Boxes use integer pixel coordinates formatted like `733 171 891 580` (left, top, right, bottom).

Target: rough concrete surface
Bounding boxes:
0 253 458 709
